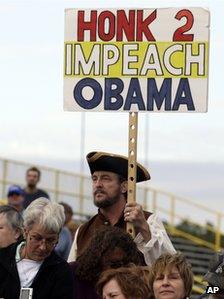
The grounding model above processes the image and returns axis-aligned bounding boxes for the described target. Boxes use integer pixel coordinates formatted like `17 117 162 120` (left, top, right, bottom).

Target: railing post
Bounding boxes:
54 170 60 202
143 187 148 211
152 190 157 212
170 196 175 234
2 160 8 198
79 175 84 215
215 213 222 251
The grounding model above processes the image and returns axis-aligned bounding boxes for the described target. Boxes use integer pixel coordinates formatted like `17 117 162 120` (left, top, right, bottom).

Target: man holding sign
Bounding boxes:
68 151 175 265
65 6 209 265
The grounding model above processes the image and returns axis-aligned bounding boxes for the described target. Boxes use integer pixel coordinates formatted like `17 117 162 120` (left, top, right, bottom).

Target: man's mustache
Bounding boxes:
94 189 106 196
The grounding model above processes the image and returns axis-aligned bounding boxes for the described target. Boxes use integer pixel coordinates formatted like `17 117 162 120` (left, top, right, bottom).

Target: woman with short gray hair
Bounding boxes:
0 205 23 248
0 197 73 299
23 197 65 233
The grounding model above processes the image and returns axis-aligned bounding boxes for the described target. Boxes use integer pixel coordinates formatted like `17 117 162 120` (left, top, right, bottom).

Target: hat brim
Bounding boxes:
87 151 150 183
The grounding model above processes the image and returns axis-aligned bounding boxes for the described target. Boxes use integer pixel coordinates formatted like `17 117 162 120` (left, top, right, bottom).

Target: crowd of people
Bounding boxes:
0 151 222 299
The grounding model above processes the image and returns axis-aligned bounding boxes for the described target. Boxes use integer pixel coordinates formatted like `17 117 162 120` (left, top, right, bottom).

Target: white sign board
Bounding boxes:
64 8 209 112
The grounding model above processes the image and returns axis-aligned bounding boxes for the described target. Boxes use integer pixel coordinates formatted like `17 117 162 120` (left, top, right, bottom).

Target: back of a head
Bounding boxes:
85 226 144 265
59 202 73 215
0 205 23 233
0 205 24 247
59 202 73 223
23 197 65 233
75 226 145 284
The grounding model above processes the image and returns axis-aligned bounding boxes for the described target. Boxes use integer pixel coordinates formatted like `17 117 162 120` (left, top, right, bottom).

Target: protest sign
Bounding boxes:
64 8 209 112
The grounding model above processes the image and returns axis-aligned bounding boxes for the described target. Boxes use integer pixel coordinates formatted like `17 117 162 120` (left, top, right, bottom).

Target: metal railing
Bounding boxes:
1 156 221 294
142 185 224 251
0 156 223 250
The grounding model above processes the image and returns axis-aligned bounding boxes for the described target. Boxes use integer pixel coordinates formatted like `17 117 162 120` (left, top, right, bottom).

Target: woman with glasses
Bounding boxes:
148 253 193 299
70 226 146 299
0 197 73 299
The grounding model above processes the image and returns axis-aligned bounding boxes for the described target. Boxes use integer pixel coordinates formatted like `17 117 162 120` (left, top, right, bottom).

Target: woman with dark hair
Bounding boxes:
70 226 146 299
97 266 151 299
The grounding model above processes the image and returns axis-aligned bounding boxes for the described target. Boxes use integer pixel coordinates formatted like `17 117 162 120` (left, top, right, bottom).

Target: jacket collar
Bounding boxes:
97 209 125 227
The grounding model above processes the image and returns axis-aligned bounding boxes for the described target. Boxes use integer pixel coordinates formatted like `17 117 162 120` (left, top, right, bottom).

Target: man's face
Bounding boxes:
0 213 19 248
26 170 39 188
92 171 127 208
8 194 24 207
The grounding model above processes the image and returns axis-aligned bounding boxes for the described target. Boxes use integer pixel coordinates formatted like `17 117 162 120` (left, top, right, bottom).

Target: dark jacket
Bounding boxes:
0 241 74 299
76 209 152 257
70 261 101 299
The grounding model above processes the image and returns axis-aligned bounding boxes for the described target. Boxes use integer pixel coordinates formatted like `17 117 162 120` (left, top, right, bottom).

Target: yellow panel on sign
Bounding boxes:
64 41 208 78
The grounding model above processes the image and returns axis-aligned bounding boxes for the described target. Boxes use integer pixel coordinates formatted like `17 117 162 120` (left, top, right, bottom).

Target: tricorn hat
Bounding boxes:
86 151 150 183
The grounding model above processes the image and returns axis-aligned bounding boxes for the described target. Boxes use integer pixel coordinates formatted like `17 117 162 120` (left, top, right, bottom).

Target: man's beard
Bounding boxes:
93 190 120 208
27 182 36 188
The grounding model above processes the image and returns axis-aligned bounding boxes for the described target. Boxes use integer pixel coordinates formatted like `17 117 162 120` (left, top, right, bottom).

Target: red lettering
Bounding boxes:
98 11 115 41
136 10 156 41
77 9 157 42
77 10 97 41
116 10 135 41
173 9 194 41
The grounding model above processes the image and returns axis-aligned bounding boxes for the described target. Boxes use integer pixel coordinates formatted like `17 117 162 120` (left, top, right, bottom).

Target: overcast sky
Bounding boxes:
0 0 223 219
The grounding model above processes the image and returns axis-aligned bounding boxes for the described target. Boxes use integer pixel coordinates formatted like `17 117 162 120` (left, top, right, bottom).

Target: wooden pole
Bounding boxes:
126 112 138 238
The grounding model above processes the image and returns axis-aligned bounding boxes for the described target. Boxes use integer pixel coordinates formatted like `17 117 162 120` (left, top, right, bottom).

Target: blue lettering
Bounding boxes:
147 78 172 111
104 78 124 110
124 78 146 110
73 78 102 109
172 78 195 111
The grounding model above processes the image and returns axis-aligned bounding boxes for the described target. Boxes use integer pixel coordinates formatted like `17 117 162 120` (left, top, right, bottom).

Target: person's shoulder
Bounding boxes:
44 251 73 283
0 241 19 259
36 189 49 198
143 210 153 219
78 214 99 230
80 214 98 225
60 226 72 240
47 250 71 268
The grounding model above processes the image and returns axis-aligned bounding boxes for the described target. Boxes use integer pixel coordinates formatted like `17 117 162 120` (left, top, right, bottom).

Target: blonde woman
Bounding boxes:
148 253 193 299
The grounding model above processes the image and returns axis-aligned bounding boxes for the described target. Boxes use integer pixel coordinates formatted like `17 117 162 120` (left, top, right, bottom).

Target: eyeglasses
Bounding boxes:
28 232 58 248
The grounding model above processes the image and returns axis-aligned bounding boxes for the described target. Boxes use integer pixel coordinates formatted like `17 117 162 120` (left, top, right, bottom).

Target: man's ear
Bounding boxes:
121 181 128 194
